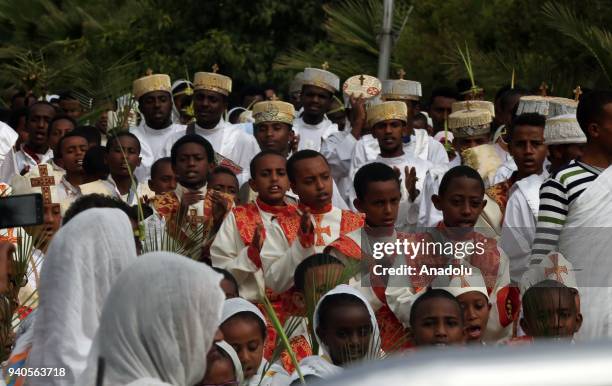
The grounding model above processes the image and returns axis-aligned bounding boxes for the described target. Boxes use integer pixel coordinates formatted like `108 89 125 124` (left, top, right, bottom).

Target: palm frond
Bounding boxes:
541 2 612 86
275 0 412 79
259 294 304 385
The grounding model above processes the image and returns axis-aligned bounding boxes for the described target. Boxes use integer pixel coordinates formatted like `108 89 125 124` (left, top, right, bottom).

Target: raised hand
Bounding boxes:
181 190 205 208
405 166 419 202
252 223 265 252
300 207 314 234
211 191 231 226
349 94 366 139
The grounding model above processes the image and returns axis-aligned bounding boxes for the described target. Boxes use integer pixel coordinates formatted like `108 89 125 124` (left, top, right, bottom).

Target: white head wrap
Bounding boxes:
216 340 244 384
78 252 225 386
221 297 267 326
313 284 381 363
26 208 138 385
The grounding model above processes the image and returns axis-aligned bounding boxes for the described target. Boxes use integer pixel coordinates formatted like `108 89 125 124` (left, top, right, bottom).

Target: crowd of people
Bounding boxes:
0 63 611 385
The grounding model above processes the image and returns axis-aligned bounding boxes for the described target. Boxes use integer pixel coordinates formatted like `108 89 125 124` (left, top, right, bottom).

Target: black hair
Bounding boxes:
73 125 102 147
495 86 528 111
208 166 238 187
55 131 88 159
507 112 546 142
353 162 400 201
413 112 428 123
170 134 215 165
83 146 109 178
26 101 57 120
58 90 79 101
294 253 343 292
49 114 77 130
63 194 135 225
249 150 286 178
455 78 472 96
317 292 369 331
224 311 267 339
11 91 26 103
240 85 265 104
106 131 141 153
212 267 240 297
428 86 460 107
576 90 612 139
286 149 329 183
409 288 463 327
150 157 172 179
228 108 246 124
437 165 484 196
522 280 576 317
8 107 28 130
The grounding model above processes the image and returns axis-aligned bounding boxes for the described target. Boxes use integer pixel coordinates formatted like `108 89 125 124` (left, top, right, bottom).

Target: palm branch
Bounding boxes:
274 0 412 79
259 294 305 385
541 1 612 87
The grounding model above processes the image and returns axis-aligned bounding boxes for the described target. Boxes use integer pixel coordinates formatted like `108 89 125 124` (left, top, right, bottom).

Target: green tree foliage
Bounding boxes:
0 0 610 107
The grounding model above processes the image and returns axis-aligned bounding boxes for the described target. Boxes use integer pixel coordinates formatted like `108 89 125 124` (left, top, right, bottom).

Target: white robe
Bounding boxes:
260 206 360 293
26 208 138 385
349 129 449 181
293 115 338 152
210 200 294 301
130 121 185 181
0 121 17 166
555 165 612 340
500 171 549 282
77 252 225 386
320 130 356 202
104 175 155 206
167 119 260 186
0 145 53 183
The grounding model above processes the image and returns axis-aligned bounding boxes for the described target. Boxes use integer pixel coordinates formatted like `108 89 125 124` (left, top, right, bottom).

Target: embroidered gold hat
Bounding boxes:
452 100 495 117
132 74 172 100
303 67 340 93
520 251 578 294
544 114 586 145
381 79 422 101
448 108 492 138
366 101 407 128
252 101 295 125
193 68 232 96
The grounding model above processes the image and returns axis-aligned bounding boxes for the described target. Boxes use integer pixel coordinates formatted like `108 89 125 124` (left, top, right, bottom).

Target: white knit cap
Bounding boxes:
544 114 586 145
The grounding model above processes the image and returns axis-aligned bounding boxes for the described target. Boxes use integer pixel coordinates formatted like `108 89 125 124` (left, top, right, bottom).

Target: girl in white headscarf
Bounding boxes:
289 284 381 383
219 298 268 386
78 252 225 386
23 208 138 386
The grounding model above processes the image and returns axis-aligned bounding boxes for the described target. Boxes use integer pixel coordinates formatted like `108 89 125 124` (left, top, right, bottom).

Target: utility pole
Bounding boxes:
377 0 394 80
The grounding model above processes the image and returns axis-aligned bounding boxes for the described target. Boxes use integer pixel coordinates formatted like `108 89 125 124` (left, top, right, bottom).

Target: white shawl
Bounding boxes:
312 284 381 364
79 252 225 386
26 208 138 385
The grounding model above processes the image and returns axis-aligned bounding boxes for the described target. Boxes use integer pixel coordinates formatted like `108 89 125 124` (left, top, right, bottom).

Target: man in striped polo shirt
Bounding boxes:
528 90 612 339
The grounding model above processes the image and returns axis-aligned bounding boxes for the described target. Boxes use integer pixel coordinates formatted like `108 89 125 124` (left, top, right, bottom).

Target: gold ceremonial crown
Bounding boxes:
194 66 232 96
252 101 295 125
366 101 407 128
132 74 172 100
448 108 492 138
